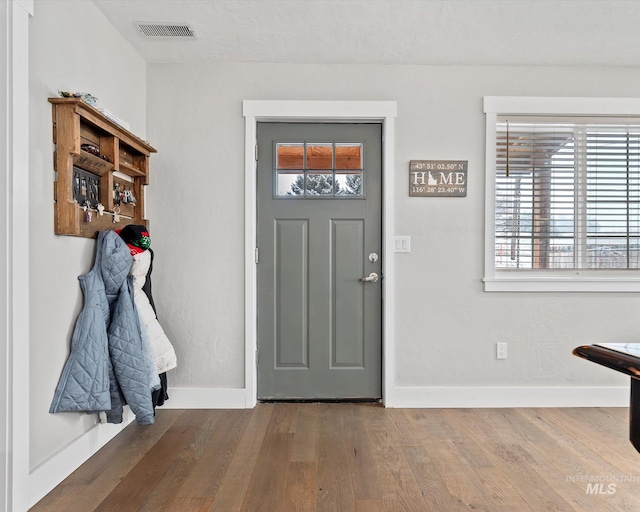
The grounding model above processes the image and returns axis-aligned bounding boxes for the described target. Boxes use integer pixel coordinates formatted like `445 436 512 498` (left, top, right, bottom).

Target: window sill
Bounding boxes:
484 276 640 292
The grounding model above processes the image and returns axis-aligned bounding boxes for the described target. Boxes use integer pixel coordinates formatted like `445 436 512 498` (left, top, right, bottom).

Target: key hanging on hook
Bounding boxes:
84 201 92 223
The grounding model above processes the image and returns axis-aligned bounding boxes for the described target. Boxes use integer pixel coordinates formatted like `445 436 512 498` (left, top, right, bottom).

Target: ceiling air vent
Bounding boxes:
134 22 196 38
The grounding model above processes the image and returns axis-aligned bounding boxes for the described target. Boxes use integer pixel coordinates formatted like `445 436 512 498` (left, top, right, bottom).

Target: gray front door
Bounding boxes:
257 122 382 400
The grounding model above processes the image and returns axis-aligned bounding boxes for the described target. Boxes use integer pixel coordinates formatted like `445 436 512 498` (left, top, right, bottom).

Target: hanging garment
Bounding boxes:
152 372 169 408
139 247 169 407
136 293 162 394
50 230 155 425
130 249 178 374
139 248 169 407
143 248 157 315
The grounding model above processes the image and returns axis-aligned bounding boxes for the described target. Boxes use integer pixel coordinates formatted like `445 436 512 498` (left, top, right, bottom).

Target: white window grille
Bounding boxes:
484 97 640 292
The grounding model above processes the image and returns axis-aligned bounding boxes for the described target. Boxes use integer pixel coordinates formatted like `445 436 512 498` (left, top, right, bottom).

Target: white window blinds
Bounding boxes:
495 115 640 270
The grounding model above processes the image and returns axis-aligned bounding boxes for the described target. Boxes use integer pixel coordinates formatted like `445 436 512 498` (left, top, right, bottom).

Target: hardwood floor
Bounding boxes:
31 404 640 511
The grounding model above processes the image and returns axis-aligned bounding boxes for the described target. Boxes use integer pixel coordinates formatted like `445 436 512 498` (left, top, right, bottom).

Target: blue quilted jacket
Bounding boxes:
50 230 155 425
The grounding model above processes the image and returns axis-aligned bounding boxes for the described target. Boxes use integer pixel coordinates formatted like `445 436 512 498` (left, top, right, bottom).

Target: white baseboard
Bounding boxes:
29 409 134 508
161 387 248 409
164 386 630 409
387 386 630 408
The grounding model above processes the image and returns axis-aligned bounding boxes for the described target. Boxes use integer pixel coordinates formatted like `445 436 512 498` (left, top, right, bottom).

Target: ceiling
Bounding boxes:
92 0 640 67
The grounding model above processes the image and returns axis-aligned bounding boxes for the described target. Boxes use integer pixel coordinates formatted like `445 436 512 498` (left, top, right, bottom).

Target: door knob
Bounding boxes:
360 272 379 283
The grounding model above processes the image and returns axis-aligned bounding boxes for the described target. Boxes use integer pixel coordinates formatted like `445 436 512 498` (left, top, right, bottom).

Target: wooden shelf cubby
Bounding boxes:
49 97 156 238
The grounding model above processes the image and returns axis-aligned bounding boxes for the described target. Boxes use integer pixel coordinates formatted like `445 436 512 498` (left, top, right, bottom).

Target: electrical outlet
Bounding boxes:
496 342 507 360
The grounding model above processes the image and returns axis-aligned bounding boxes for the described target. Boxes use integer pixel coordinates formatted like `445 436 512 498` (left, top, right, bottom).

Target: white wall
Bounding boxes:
1 1 8 507
147 63 640 399
23 15 640 508
29 0 146 472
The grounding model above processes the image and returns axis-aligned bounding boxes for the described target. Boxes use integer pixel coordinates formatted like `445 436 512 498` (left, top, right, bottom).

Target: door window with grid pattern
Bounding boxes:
275 142 364 197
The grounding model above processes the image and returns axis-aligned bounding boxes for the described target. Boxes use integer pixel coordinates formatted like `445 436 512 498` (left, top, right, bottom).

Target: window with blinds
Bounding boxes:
495 115 640 270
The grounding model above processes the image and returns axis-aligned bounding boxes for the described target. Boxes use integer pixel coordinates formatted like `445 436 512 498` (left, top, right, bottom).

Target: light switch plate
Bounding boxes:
394 236 411 253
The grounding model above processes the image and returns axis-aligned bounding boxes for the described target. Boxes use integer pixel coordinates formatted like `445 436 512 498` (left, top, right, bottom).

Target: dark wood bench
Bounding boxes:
573 343 640 454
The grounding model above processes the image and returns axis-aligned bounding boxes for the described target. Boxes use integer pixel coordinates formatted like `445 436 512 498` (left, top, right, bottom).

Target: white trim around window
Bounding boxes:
484 96 640 292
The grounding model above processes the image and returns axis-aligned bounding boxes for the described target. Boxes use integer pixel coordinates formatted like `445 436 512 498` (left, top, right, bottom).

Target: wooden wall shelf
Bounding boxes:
118 161 147 178
73 151 114 176
49 98 156 238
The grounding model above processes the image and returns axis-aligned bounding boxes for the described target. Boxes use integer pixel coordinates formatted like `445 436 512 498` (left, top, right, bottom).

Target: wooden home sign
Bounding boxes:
409 160 467 197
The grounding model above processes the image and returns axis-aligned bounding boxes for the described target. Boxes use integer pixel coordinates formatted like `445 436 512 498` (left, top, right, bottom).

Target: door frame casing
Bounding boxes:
242 100 397 407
